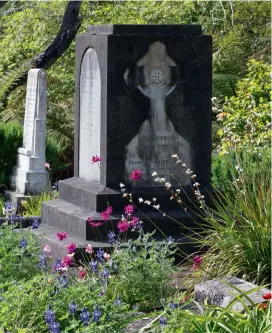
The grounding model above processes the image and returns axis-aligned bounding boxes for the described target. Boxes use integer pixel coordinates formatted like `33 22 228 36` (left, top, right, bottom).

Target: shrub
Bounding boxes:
217 60 271 154
0 121 70 186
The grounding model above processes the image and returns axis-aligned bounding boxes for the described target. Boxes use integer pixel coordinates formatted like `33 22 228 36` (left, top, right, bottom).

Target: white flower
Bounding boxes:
176 160 181 164
182 163 186 167
172 154 178 158
159 178 165 183
138 197 143 203
154 204 160 210
165 182 171 188
185 168 191 174
144 200 151 205
152 197 157 202
119 183 125 188
176 189 180 193
151 171 157 177
123 193 128 197
191 174 196 179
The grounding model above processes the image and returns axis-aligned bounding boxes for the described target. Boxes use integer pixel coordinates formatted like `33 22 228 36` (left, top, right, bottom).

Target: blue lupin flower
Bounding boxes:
32 218 40 229
108 231 116 244
89 260 98 274
96 248 104 262
53 258 62 271
53 182 59 191
3 202 13 215
39 253 47 269
45 304 55 324
169 301 178 309
101 267 110 280
69 301 77 314
19 238 27 248
80 307 91 326
160 316 167 326
58 275 68 288
48 321 60 333
92 305 101 323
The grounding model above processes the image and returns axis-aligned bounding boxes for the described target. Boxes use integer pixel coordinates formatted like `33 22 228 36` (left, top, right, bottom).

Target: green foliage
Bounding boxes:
151 290 272 333
217 60 271 153
0 121 69 186
187 149 271 289
109 233 175 311
0 223 40 281
21 190 59 217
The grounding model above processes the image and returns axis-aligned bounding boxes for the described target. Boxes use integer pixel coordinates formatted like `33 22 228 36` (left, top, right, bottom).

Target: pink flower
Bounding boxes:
124 205 134 215
43 245 51 254
57 232 68 241
118 220 129 233
44 162 51 170
85 244 93 254
103 252 110 261
79 268 86 279
131 216 140 226
89 221 103 227
130 169 143 181
91 155 101 164
66 242 77 254
61 255 73 267
101 206 113 221
192 255 203 269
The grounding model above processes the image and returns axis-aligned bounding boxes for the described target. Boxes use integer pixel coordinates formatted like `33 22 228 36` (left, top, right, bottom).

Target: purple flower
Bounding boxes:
45 304 55 324
58 275 68 288
160 316 167 326
39 253 47 269
167 236 174 245
32 218 40 229
69 302 77 314
96 248 104 262
80 307 90 326
19 238 27 248
53 258 62 271
101 267 110 280
92 305 102 323
89 260 98 274
169 301 178 309
48 321 60 333
108 231 116 244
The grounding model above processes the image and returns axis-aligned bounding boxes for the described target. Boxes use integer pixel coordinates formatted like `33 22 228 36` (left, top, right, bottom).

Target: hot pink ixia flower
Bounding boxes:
124 205 134 215
103 252 110 261
85 244 93 254
192 255 203 269
131 216 140 226
57 232 68 241
43 244 51 254
91 155 101 164
89 221 103 227
79 268 86 279
118 220 129 233
66 242 77 254
130 169 143 181
61 255 73 267
101 206 113 221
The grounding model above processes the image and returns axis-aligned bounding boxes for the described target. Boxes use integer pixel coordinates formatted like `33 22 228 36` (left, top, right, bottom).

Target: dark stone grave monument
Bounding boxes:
41 25 212 254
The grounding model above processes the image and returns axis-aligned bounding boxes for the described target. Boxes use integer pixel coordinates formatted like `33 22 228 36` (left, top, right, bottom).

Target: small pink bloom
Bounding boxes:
57 232 68 241
43 244 51 254
118 220 129 233
103 252 110 261
79 268 86 279
124 205 134 215
101 206 113 221
61 255 73 267
66 242 77 254
89 221 103 227
192 255 203 269
44 162 51 169
91 155 101 164
130 169 143 181
85 244 93 254
131 216 140 226
87 217 93 222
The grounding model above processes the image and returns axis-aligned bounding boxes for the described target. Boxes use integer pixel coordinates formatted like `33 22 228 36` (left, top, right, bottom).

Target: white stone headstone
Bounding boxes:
79 48 101 182
11 69 49 195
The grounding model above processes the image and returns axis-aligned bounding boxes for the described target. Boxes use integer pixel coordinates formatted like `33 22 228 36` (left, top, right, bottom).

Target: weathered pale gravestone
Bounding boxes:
42 25 212 250
11 68 49 195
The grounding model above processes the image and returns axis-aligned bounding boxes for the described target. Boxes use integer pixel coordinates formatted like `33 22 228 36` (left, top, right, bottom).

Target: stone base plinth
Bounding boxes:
41 177 212 249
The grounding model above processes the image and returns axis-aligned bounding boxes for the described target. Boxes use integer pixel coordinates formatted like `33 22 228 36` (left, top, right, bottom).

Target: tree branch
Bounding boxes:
1 0 82 106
